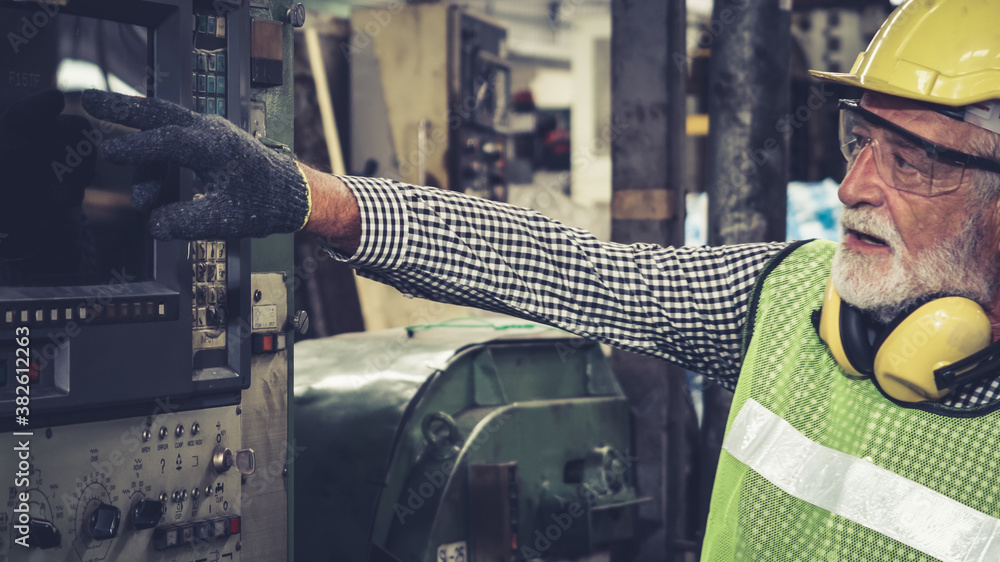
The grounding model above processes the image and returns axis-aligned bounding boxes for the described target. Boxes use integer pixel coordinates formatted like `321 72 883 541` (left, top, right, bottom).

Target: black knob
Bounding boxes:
88 503 121 540
29 519 61 549
132 499 164 531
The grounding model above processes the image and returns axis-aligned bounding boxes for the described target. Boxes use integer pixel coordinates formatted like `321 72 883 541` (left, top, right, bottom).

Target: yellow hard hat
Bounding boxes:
810 0 1000 108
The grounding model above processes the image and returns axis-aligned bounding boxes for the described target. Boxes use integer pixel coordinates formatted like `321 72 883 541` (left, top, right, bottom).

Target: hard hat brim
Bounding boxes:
809 69 990 107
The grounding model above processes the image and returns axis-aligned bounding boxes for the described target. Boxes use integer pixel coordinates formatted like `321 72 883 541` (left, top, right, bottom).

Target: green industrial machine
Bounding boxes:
294 319 645 562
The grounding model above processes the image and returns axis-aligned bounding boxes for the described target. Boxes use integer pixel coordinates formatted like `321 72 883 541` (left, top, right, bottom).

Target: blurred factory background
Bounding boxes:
290 0 891 336
284 1 895 561
0 1 904 561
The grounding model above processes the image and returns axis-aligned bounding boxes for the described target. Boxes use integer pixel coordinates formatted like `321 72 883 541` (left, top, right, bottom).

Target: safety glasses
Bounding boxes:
838 99 1000 197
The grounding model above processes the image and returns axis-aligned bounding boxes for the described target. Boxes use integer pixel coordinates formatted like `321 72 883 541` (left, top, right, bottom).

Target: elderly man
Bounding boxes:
79 0 1000 559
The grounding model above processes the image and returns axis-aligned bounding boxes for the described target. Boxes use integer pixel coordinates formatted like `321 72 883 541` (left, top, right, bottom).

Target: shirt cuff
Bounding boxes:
318 175 409 271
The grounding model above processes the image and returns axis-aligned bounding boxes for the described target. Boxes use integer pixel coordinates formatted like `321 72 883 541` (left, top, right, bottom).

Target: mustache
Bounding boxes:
840 208 902 248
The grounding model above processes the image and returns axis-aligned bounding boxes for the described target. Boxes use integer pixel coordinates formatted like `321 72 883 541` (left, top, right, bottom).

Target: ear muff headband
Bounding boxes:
818 278 995 402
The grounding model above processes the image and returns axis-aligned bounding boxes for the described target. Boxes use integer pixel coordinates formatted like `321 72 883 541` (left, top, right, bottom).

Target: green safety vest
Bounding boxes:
702 240 1000 562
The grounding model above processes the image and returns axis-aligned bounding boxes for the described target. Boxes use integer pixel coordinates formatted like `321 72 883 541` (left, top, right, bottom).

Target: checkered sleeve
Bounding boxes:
324 176 788 388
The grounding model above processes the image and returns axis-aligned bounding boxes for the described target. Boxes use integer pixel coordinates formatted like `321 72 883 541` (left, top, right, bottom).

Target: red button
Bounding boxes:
28 361 40 383
229 516 240 535
252 334 276 354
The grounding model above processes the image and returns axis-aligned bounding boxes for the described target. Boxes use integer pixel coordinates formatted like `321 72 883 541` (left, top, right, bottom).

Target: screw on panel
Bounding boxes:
286 3 306 27
253 290 262 302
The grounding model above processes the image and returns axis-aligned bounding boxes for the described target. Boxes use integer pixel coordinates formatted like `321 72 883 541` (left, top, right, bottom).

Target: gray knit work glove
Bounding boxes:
80 89 311 240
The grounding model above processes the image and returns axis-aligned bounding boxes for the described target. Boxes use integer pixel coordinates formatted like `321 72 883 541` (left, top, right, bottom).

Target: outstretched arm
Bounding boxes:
317 174 787 384
83 89 787 384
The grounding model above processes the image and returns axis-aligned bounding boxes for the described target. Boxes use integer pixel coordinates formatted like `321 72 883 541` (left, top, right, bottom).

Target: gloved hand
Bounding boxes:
81 89 311 240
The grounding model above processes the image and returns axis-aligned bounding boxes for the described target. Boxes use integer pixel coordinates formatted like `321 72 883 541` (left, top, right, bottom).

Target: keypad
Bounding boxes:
192 12 227 117
190 241 228 333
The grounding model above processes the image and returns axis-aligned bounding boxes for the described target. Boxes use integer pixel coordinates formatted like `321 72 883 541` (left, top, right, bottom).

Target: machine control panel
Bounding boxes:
0 406 244 561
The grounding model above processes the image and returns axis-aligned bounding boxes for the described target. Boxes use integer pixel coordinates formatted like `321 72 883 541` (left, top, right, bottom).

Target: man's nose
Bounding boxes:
839 143 888 208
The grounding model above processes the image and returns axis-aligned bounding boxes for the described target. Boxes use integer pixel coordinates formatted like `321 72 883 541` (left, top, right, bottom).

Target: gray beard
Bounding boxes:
831 209 998 324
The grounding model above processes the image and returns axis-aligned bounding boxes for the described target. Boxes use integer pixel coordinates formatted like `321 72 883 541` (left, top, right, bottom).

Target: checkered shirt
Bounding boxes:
325 176 999 409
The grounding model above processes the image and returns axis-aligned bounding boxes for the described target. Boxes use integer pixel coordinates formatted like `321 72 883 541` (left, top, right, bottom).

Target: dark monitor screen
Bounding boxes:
0 0 251 428
0 9 150 287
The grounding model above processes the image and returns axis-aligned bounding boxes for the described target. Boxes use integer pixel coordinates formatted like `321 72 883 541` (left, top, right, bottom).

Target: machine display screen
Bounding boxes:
0 8 150 287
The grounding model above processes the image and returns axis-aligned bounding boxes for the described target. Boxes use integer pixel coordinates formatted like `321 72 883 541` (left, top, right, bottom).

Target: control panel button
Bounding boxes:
181 524 195 545
153 526 179 550
195 520 215 540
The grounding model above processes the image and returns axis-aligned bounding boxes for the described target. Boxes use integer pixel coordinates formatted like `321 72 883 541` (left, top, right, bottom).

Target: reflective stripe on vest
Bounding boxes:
723 398 1000 562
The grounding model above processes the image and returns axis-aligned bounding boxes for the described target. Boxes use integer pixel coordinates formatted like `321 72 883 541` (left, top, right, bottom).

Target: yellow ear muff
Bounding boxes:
818 278 869 379
873 297 992 402
818 277 995 402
